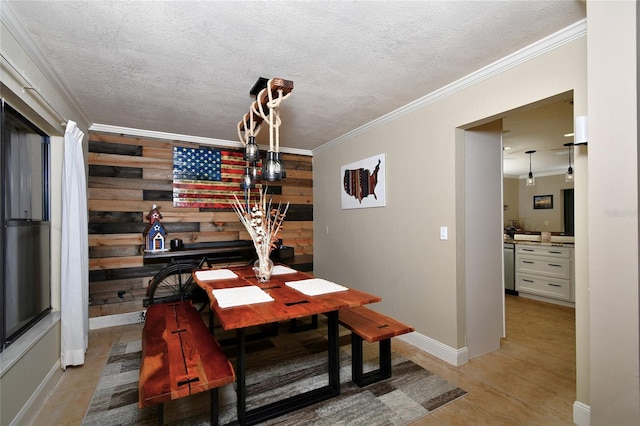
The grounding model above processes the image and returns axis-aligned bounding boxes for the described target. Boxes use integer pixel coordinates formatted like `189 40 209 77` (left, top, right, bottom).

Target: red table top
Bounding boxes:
192 265 381 330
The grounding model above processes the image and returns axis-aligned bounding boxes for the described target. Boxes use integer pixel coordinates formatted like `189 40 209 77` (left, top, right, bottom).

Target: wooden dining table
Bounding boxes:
192 264 381 425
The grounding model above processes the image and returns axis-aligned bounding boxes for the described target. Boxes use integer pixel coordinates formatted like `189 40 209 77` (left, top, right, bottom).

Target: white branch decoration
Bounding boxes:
230 187 289 281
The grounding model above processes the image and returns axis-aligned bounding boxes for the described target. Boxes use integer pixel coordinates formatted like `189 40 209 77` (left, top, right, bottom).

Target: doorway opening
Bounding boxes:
498 94 577 403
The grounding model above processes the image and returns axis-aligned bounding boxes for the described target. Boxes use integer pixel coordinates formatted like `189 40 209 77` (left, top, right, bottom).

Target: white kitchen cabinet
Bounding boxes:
515 245 574 302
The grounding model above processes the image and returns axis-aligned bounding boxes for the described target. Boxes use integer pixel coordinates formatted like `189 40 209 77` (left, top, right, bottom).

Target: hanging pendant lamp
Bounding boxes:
262 151 281 181
274 151 286 178
244 135 259 162
564 143 574 183
237 78 293 186
525 150 536 186
241 164 256 189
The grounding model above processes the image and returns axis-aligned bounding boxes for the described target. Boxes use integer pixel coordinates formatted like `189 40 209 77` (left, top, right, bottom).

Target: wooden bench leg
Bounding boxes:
210 387 219 426
379 339 392 380
157 403 164 426
351 334 392 387
153 389 218 426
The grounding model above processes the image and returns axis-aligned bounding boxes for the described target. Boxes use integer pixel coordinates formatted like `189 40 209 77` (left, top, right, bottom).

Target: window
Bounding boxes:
1 101 51 351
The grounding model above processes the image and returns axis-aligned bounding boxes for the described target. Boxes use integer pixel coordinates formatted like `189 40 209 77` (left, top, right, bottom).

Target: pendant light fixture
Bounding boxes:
244 135 259 162
525 150 536 186
257 79 291 181
237 78 293 185
238 109 261 190
564 142 574 183
241 165 256 189
262 151 280 181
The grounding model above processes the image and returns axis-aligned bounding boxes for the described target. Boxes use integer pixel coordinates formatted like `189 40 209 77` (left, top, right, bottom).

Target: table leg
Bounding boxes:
236 328 246 425
235 311 341 425
326 310 340 392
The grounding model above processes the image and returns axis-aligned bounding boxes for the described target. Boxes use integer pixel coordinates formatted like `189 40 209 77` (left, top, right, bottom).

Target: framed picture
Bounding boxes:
341 153 386 209
533 195 553 209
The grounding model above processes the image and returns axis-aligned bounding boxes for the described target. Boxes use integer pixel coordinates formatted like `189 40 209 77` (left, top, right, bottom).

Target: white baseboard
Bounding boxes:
10 361 63 426
573 401 590 425
398 331 469 366
89 310 146 329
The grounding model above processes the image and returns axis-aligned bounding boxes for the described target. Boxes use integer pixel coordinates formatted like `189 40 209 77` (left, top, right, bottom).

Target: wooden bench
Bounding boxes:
338 305 414 387
139 301 235 425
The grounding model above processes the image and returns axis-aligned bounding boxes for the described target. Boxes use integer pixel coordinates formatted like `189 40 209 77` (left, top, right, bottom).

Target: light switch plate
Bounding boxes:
440 226 448 240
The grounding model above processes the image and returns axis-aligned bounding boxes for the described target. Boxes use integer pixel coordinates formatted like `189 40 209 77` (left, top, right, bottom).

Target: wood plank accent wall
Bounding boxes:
87 131 313 318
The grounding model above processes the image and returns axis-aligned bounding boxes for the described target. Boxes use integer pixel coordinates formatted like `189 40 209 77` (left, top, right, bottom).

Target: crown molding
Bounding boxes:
313 19 587 155
1 2 91 125
89 123 314 156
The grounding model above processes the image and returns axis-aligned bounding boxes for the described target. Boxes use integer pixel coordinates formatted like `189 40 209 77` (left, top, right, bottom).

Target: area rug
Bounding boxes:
83 325 466 425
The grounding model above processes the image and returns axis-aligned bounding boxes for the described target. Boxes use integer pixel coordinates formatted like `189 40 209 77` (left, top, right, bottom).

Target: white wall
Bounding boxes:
516 174 574 233
313 20 588 409
464 121 504 358
503 177 520 227
587 1 639 423
314 31 586 348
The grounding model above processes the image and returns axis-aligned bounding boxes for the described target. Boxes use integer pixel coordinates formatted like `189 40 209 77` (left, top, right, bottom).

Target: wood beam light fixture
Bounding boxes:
237 77 294 185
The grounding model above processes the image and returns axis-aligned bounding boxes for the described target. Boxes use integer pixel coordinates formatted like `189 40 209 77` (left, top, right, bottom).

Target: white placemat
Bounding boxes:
195 269 238 281
211 286 274 308
285 278 348 296
272 265 298 275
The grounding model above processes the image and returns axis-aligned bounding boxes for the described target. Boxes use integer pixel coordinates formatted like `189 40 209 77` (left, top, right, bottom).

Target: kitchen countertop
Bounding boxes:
504 234 575 247
505 240 574 247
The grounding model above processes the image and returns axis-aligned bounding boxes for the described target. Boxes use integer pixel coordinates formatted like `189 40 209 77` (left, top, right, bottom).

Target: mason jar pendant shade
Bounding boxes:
262 151 282 181
565 167 574 183
244 135 259 162
274 151 286 178
525 150 536 186
241 166 256 189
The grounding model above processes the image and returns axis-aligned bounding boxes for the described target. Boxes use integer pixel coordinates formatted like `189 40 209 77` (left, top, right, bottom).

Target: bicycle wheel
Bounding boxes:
146 262 209 311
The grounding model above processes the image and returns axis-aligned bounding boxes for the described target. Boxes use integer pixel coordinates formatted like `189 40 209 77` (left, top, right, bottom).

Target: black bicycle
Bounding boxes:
145 258 210 311
144 242 256 311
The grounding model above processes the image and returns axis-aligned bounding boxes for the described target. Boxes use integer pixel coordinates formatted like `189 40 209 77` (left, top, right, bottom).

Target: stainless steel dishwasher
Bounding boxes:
503 242 516 294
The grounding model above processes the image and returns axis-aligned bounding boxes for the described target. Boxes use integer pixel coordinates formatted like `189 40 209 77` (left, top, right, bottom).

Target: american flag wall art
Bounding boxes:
172 146 249 209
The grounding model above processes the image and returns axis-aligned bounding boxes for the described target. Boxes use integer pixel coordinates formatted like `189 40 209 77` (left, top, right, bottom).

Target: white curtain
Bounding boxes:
60 120 88 369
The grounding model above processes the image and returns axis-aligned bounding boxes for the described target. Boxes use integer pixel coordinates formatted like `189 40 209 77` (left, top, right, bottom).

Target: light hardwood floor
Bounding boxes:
398 295 576 425
30 294 575 425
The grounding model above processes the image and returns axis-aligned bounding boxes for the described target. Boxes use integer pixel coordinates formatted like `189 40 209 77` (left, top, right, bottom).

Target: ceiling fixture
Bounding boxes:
237 77 294 187
564 142 574 183
525 150 536 186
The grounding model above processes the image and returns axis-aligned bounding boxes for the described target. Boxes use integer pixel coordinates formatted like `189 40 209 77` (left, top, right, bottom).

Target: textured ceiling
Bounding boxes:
6 0 585 173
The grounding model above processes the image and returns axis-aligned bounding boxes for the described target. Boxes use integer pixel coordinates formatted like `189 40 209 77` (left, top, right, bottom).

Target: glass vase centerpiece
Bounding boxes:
231 188 289 282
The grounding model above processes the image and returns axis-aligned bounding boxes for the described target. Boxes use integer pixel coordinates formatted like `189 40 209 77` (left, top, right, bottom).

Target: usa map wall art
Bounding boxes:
341 153 386 209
